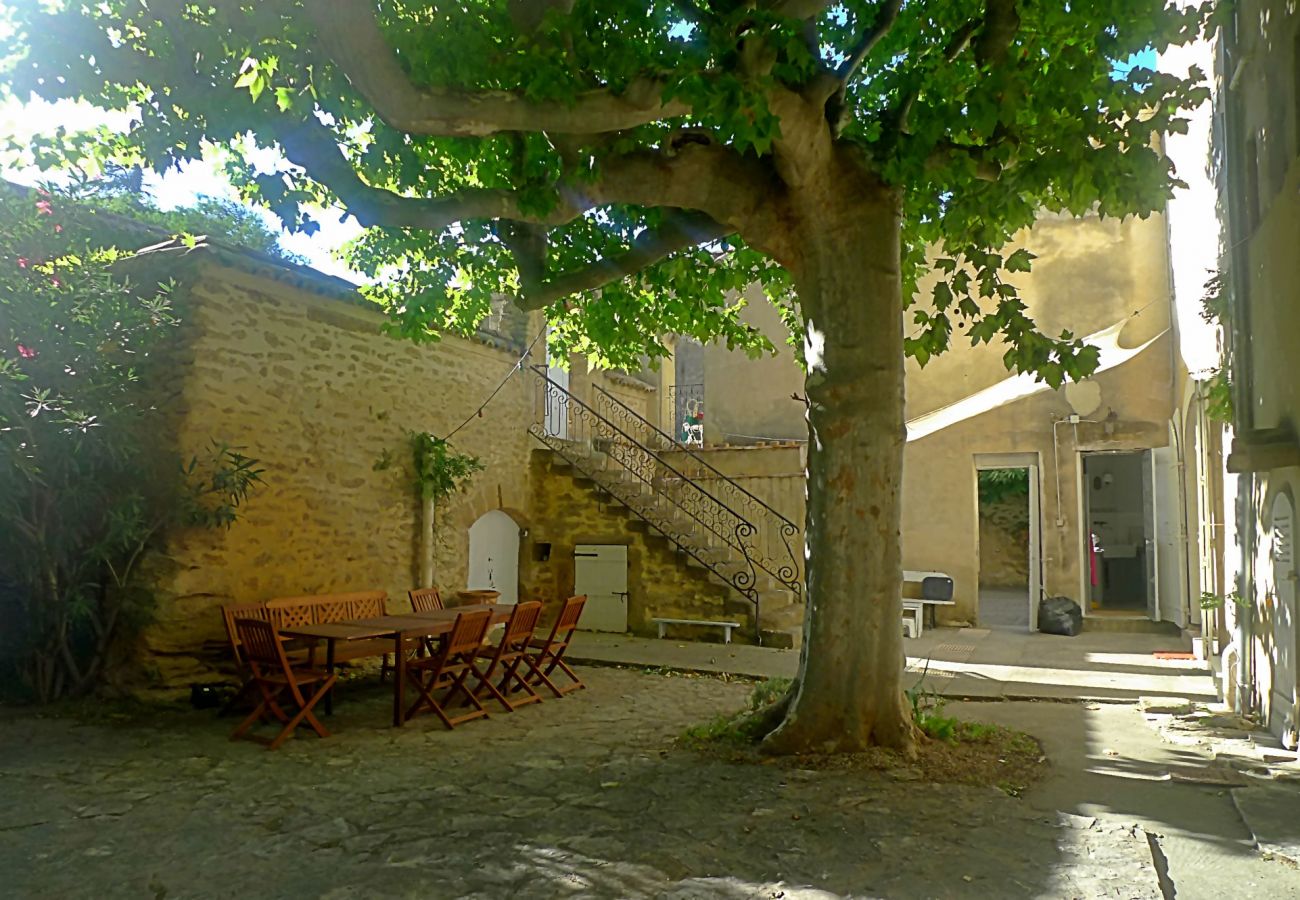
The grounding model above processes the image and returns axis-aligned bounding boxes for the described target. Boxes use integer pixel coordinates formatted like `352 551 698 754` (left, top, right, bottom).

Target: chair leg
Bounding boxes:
230 699 270 741
440 664 490 727
268 677 335 751
543 654 585 694
523 653 567 699
403 669 443 725
495 656 542 711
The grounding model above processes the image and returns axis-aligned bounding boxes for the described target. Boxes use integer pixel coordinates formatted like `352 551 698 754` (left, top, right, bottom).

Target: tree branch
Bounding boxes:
504 211 732 310
835 0 903 82
884 18 980 136
276 119 790 259
307 0 691 137
974 0 1021 69
767 0 835 19
812 0 902 119
276 120 587 230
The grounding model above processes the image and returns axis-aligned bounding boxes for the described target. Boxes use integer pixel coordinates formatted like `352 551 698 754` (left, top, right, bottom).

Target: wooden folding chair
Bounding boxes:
526 595 587 697
474 601 544 712
402 608 493 728
219 603 300 715
229 618 337 751
408 586 444 613
405 586 446 658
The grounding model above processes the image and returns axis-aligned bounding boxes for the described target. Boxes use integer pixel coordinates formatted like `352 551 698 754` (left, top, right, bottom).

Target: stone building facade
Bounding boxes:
141 255 542 688
1215 0 1300 744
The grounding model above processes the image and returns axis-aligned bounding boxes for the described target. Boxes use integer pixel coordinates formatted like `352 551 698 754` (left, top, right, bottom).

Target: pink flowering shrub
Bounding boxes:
1 187 261 702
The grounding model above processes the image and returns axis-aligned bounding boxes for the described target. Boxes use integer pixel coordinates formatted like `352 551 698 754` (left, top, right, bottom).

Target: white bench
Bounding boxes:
652 617 741 644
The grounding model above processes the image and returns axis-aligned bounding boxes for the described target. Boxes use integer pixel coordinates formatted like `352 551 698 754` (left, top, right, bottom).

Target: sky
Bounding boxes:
0 92 365 281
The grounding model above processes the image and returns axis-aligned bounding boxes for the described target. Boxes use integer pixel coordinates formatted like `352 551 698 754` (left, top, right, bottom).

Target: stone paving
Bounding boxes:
570 627 1219 702
0 667 1174 900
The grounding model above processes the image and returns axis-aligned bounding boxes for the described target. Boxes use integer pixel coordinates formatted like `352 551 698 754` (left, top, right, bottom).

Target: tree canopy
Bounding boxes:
5 1 1209 374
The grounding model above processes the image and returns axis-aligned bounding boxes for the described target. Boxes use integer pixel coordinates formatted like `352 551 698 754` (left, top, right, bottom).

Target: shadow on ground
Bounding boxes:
0 668 1194 899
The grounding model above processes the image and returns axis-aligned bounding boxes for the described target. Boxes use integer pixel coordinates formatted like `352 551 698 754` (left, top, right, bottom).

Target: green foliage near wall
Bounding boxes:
410 432 483 505
0 188 262 702
977 468 1030 506
1199 271 1234 424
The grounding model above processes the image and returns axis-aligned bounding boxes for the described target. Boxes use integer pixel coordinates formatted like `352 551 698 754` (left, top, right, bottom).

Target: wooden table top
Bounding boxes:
278 621 395 642
280 604 515 642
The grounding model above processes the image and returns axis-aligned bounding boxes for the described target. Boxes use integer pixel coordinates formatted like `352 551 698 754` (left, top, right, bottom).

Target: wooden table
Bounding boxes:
280 605 515 725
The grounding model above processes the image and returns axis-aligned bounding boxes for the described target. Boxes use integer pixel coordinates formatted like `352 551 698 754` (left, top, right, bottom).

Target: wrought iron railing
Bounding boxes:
529 367 762 639
592 384 803 603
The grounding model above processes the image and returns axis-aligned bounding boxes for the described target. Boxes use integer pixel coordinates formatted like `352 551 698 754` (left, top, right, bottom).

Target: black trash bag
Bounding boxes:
1038 595 1083 636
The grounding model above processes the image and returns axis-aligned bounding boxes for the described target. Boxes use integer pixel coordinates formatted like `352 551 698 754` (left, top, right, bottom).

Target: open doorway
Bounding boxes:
975 454 1042 631
1081 452 1150 616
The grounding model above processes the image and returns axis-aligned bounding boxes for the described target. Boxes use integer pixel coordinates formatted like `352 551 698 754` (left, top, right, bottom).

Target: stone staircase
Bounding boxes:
529 369 804 646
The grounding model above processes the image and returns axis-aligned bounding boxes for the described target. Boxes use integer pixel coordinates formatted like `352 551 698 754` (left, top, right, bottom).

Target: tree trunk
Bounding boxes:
762 161 917 755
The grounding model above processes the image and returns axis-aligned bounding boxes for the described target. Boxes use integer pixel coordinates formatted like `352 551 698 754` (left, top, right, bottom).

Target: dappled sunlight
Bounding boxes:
507 844 839 899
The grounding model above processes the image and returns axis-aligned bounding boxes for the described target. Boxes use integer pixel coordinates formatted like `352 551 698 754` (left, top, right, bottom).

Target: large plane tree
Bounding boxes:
5 0 1210 753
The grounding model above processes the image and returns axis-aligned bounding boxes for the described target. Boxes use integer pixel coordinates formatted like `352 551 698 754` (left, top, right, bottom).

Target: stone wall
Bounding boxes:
978 495 1030 589
140 261 541 690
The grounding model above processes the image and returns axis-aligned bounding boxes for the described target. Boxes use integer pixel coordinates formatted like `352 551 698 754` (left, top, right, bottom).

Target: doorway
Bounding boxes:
574 544 628 632
975 454 1042 631
1081 452 1150 615
467 510 520 604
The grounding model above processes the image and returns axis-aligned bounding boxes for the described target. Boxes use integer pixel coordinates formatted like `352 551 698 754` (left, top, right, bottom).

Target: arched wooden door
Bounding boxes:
467 510 520 605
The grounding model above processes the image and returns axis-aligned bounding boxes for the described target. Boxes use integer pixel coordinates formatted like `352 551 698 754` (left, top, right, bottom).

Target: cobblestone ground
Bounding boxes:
0 668 1161 899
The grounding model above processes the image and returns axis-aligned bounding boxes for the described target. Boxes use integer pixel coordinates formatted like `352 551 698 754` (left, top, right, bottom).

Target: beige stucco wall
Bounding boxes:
904 333 1175 623
689 209 1177 624
141 262 541 688
702 284 807 444
906 211 1172 416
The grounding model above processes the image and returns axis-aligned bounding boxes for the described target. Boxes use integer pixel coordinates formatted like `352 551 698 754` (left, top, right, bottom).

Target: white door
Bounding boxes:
544 331 569 439
1028 463 1042 631
1270 492 1296 737
574 544 628 632
467 510 519 604
1151 446 1185 626
1142 450 1160 621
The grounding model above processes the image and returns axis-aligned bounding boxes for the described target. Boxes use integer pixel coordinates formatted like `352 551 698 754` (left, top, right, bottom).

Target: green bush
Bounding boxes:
0 188 261 702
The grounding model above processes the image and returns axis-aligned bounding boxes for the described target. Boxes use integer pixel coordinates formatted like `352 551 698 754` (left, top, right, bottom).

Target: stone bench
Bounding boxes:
652 617 741 644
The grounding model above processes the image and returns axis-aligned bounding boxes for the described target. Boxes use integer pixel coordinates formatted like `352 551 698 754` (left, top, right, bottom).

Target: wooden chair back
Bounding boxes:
545 595 587 646
235 617 293 679
475 602 544 712
445 608 494 657
222 603 272 667
502 601 543 653
408 586 444 613
230 617 336 750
